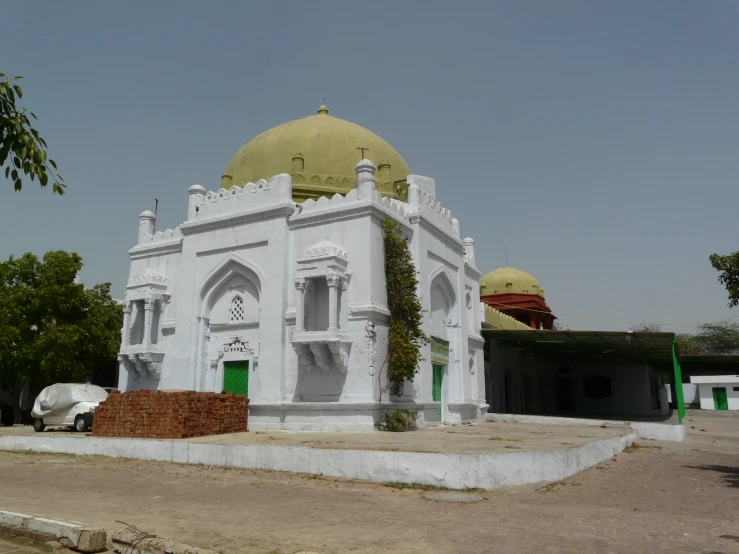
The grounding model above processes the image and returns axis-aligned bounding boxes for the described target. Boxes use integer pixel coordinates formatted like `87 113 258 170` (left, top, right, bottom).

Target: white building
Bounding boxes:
690 375 739 411
117 104 487 431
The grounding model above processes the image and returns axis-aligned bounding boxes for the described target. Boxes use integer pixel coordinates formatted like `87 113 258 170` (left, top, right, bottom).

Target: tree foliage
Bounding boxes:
0 74 65 194
709 251 739 308
0 251 122 417
678 320 739 355
629 321 663 332
382 218 428 397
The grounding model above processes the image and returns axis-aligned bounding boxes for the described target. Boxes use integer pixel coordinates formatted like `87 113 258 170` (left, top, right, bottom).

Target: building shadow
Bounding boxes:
688 464 739 488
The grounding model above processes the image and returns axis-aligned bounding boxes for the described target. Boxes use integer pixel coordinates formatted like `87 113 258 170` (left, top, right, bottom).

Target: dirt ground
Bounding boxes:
0 411 738 554
0 538 45 554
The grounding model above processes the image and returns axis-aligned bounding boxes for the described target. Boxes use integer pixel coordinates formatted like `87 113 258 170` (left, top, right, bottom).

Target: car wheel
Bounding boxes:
73 415 87 433
33 418 45 432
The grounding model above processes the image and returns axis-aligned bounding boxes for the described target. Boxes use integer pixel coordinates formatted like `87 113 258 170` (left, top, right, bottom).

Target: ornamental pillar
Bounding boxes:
327 274 341 332
188 185 207 220
463 238 476 266
121 302 132 346
138 211 156 244
143 299 156 348
340 275 351 330
355 159 377 200
294 278 306 332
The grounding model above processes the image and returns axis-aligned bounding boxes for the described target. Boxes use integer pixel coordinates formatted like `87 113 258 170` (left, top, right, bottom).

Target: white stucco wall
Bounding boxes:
689 375 739 410
117 162 486 431
696 382 739 410
665 383 699 405
404 174 486 424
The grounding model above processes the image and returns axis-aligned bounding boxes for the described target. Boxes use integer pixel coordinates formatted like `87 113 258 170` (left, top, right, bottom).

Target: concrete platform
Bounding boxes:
0 421 635 490
484 413 687 441
1 420 627 453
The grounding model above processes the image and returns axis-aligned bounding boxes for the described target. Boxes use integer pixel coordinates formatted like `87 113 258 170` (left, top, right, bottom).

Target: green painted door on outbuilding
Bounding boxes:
224 361 249 397
432 364 443 420
713 387 728 410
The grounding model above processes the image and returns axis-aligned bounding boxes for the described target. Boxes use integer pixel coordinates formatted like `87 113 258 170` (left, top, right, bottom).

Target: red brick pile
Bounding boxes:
91 390 249 439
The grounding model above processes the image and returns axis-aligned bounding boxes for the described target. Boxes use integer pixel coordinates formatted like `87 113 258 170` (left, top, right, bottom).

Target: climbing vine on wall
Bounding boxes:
382 218 428 397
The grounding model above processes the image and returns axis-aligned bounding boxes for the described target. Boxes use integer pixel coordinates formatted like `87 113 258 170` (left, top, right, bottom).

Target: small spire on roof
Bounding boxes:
318 97 329 115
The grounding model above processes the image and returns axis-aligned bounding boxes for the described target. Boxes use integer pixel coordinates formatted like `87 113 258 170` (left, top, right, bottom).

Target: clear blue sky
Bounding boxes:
2 1 738 332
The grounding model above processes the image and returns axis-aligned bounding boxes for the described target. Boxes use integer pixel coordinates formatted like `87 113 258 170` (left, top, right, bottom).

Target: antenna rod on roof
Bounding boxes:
505 247 508 266
155 198 159 216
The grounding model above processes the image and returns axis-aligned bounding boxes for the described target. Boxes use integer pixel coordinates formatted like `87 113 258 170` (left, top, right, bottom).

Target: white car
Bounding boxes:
31 383 109 433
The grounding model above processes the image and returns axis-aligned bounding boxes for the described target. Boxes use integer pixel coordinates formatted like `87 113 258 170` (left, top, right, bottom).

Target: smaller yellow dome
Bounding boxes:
480 266 545 298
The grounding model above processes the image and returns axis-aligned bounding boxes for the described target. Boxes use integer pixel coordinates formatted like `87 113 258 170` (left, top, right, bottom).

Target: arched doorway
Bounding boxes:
197 255 262 393
428 271 457 423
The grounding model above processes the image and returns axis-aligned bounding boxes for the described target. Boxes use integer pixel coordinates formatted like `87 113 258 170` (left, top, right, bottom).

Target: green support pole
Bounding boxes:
671 338 685 424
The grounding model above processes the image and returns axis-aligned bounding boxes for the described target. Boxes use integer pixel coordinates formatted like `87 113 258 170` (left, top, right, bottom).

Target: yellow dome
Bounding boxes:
480 266 545 298
221 104 411 201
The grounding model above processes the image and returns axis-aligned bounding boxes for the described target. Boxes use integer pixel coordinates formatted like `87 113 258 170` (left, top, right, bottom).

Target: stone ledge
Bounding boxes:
0 511 106 553
0 522 57 545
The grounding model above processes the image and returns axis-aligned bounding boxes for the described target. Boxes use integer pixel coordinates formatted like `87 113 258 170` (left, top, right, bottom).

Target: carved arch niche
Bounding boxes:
196 255 264 390
200 255 262 330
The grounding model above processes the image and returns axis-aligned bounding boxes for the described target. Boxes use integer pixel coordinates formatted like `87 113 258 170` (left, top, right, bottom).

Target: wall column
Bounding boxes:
327 274 340 332
294 278 306 332
121 302 132 346
340 275 351 330
143 299 155 348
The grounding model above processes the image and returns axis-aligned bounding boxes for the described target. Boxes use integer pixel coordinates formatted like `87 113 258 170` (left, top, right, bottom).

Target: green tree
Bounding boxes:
0 251 122 422
709 251 739 308
678 320 739 355
381 218 428 398
1 74 65 194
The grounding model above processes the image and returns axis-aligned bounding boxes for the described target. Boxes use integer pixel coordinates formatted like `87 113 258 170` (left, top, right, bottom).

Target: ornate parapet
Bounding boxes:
407 183 459 238
149 227 183 243
298 189 359 213
189 173 293 220
134 209 184 251
295 188 410 224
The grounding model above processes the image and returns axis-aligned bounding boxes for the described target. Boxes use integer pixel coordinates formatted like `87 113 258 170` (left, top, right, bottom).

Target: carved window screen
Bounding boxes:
229 295 245 323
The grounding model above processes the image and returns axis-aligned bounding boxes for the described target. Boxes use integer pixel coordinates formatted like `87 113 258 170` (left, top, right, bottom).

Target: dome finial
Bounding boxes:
317 97 329 115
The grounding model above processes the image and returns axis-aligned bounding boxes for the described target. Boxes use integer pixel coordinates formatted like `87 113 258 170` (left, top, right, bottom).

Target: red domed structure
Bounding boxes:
480 266 556 330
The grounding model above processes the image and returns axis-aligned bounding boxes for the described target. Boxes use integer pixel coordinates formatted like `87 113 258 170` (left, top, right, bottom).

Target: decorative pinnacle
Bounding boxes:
317 98 329 115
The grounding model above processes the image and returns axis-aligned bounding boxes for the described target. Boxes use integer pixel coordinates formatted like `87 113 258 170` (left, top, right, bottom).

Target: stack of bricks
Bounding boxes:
91 390 248 439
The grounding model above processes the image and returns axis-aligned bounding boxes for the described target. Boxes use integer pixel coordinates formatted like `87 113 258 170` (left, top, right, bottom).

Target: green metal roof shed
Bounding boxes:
481 329 686 422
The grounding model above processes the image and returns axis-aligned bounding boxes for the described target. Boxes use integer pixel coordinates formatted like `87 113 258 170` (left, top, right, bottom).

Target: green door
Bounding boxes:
224 361 249 397
432 364 443 420
713 387 728 411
